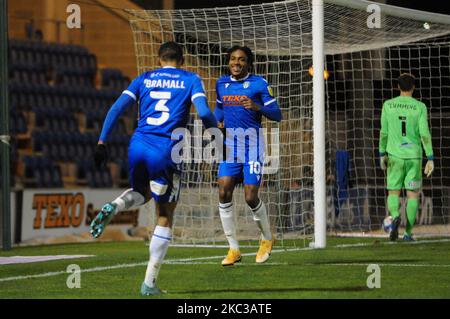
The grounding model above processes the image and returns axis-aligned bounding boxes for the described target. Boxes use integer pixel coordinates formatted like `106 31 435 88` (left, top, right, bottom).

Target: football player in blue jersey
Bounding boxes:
90 42 217 295
214 46 282 266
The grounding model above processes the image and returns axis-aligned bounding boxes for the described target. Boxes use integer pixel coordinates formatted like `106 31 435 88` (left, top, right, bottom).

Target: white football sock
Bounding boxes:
250 200 272 241
112 188 145 214
219 202 239 250
144 225 171 288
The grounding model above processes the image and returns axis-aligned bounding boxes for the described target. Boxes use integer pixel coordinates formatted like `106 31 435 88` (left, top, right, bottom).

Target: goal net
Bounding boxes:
126 0 450 246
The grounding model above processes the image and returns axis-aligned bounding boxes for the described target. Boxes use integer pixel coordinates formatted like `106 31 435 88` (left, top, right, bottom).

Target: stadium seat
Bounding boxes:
86 170 96 188
109 144 118 159
58 143 68 162
93 170 103 188
84 144 94 159
31 131 43 152
76 160 87 180
23 155 58 188
49 143 59 161
102 169 113 187
36 168 51 188
24 156 37 179
15 111 27 134
51 165 63 187
117 145 127 159
101 68 130 91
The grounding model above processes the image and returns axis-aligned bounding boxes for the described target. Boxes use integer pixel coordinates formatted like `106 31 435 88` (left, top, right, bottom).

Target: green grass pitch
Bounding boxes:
1 237 450 299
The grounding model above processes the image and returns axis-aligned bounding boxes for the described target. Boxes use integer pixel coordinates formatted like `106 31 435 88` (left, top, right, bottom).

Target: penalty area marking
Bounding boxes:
1 238 450 283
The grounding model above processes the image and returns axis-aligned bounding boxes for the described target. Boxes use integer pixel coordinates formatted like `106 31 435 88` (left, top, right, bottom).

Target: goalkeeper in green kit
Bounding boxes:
379 73 434 241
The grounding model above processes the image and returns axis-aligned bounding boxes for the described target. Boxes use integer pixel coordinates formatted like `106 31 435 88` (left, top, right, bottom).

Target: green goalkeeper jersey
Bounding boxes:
379 95 433 159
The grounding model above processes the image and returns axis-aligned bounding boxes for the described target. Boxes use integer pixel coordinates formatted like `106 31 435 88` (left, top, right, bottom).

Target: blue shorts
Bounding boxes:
128 132 181 203
218 160 263 185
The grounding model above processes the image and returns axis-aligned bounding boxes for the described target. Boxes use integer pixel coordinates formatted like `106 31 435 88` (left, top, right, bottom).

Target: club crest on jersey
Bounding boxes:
243 81 250 89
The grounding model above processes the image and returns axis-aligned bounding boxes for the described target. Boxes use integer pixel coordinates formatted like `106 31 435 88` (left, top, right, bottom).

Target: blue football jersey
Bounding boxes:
124 66 206 139
215 74 279 162
215 73 277 130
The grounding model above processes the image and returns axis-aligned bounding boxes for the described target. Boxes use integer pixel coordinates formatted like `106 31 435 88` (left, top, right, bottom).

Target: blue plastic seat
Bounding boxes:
87 170 96 188
24 156 36 179
16 112 27 134
51 165 63 187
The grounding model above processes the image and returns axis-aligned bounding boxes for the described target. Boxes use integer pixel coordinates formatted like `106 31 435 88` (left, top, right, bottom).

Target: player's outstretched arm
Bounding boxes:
254 80 282 122
214 98 224 123
98 93 135 144
379 103 389 170
94 93 135 169
193 95 218 129
419 104 434 177
98 74 142 144
259 100 282 122
190 75 217 129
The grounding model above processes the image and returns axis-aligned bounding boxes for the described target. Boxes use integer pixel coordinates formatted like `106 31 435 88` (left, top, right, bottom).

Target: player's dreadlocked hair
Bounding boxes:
398 73 416 92
159 41 184 64
226 45 255 70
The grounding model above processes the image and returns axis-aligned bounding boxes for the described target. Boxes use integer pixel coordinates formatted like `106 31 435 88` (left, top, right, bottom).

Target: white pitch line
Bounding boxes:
1 238 450 283
164 261 289 266
334 238 450 249
322 263 450 268
0 262 147 282
168 261 450 268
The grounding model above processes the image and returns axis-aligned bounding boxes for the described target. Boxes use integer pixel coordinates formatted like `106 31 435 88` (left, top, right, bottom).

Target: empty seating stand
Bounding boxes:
9 38 135 188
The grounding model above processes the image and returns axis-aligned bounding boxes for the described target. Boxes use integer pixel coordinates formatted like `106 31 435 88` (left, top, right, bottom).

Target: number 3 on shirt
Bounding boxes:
147 91 171 126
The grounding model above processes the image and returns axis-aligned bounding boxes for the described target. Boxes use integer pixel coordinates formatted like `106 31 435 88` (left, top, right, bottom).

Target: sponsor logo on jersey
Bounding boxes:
144 79 185 89
222 95 248 106
150 72 180 78
400 142 413 148
225 83 230 88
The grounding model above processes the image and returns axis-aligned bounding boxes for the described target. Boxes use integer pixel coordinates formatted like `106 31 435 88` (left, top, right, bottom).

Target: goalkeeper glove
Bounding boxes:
379 153 388 171
94 144 108 169
424 160 434 178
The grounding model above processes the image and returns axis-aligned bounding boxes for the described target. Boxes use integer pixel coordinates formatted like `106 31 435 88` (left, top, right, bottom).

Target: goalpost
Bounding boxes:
126 0 450 247
0 0 11 251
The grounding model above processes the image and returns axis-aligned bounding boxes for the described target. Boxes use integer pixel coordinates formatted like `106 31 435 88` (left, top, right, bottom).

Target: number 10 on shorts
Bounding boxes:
249 161 261 174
